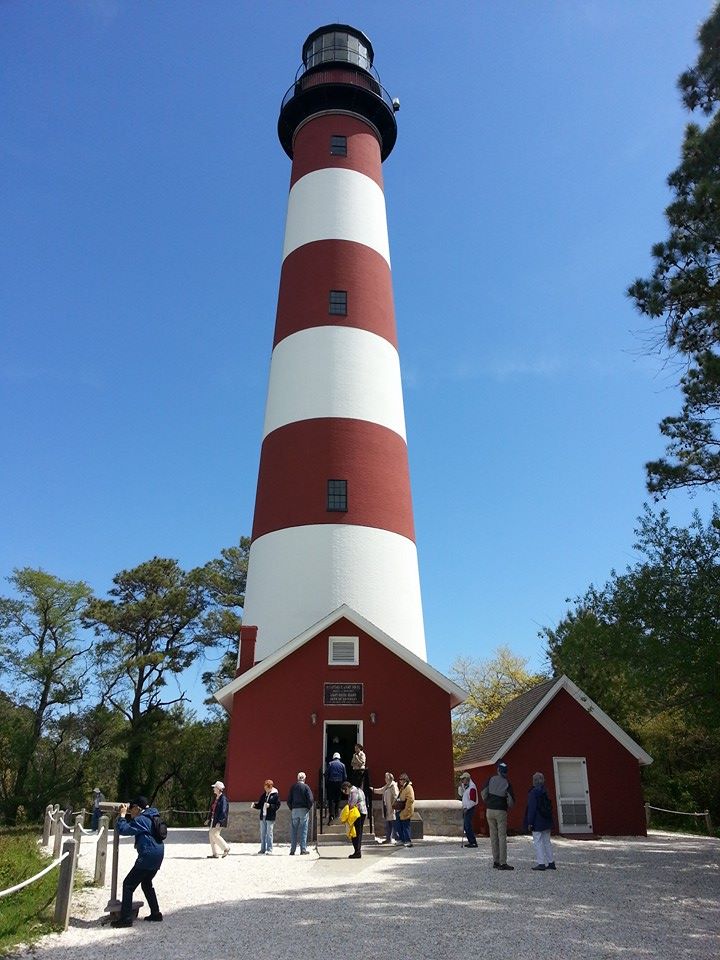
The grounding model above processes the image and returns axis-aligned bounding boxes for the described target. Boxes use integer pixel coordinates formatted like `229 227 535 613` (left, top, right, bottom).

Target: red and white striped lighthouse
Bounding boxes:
242 24 426 664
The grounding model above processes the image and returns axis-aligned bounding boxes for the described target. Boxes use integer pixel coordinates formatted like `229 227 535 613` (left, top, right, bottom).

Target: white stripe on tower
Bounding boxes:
243 101 426 663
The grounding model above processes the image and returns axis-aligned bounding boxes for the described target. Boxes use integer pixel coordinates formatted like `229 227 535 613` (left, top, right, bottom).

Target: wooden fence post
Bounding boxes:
704 810 714 834
52 810 65 860
94 815 109 886
54 839 77 931
42 804 54 846
73 814 84 868
644 802 651 827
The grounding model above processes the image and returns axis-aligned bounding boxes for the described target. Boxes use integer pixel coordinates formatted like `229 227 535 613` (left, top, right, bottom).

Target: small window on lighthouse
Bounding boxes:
330 135 347 156
327 479 348 511
329 290 347 315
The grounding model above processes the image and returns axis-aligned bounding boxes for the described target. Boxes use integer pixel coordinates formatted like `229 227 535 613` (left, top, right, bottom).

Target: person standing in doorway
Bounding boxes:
90 787 105 832
350 743 366 787
395 773 415 848
482 761 515 870
326 752 346 824
458 772 479 848
111 795 164 926
373 772 399 844
287 772 314 855
342 780 367 858
252 779 280 854
206 780 230 859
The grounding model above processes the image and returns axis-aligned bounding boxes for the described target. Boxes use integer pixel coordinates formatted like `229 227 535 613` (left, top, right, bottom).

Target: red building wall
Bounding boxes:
224 617 456 800
467 688 647 837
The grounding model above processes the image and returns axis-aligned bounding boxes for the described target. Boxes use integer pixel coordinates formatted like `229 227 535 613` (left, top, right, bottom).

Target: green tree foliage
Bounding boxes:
449 646 548 762
83 557 214 797
0 569 92 821
543 506 720 820
628 5 720 494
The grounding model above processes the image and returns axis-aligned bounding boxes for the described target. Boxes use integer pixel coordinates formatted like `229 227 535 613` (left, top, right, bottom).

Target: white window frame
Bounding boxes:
552 756 593 834
328 635 359 666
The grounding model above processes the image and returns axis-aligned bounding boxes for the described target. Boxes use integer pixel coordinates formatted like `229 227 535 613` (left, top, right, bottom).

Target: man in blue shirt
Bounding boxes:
325 752 347 824
112 795 165 926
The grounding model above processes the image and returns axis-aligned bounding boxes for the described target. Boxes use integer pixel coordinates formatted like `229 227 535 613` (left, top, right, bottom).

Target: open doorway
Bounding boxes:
324 721 362 776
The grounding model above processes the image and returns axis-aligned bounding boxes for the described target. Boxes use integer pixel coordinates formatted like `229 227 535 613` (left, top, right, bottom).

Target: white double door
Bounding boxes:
553 757 593 834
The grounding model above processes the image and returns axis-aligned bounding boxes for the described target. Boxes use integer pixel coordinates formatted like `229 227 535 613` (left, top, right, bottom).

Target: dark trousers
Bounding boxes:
350 769 364 787
327 781 342 820
463 807 477 845
352 813 366 855
121 862 160 919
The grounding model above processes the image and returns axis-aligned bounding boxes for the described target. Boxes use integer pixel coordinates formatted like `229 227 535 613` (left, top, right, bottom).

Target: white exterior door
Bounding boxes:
553 757 593 834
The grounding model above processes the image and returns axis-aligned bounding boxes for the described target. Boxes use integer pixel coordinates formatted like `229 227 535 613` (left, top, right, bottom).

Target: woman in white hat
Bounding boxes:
207 780 230 858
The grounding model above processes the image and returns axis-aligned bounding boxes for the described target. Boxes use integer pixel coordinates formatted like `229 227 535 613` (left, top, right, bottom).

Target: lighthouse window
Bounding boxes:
330 135 347 156
327 479 348 511
329 290 347 315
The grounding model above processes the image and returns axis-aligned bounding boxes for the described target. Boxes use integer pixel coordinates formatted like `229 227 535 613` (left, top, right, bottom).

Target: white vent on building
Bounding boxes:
328 636 359 665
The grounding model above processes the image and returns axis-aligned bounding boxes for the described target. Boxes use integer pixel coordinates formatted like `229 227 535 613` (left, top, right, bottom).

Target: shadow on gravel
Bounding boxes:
11 834 719 960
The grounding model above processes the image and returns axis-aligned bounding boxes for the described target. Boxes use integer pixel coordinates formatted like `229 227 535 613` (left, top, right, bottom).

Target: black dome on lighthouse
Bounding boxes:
278 24 398 161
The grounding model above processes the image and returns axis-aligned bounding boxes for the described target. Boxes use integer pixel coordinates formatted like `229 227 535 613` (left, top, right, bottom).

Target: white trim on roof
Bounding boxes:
456 675 653 768
214 604 467 714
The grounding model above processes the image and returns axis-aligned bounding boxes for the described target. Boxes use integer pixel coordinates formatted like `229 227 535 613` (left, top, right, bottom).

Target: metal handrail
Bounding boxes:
280 68 396 116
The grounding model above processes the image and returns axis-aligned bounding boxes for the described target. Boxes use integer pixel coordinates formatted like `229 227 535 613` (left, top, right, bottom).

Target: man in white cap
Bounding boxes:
206 780 230 858
90 787 105 831
325 752 347 824
458 772 479 847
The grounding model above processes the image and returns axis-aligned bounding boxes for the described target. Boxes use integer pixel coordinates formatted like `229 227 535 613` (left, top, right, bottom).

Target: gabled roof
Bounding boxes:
214 604 468 714
455 675 653 769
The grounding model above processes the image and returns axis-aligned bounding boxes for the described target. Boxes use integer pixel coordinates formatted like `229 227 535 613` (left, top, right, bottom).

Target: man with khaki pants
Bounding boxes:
482 761 515 870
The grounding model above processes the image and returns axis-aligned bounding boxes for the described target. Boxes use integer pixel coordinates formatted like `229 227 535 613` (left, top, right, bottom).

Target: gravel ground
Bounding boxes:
10 828 719 960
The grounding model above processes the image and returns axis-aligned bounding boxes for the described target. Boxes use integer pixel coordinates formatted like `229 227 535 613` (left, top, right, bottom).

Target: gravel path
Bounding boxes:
10 829 719 960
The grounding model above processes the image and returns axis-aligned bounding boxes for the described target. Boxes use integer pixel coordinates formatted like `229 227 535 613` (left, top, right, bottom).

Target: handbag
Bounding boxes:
393 798 406 812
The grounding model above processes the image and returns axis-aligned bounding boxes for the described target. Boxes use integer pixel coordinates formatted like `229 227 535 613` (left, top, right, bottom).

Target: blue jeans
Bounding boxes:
395 813 411 844
463 807 477 845
91 808 101 831
260 819 274 853
290 808 310 853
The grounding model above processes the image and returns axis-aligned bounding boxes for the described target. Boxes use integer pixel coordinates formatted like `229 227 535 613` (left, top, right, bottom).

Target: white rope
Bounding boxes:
0 850 69 899
647 804 708 817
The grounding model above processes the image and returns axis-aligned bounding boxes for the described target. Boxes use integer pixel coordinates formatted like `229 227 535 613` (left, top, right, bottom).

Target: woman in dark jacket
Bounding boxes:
207 780 230 858
251 779 281 854
522 771 556 871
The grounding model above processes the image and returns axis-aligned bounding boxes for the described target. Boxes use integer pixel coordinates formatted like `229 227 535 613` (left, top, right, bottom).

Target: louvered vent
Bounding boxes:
329 636 358 665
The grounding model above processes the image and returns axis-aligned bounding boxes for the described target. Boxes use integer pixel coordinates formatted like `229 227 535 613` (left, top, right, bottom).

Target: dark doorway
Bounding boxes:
325 722 359 775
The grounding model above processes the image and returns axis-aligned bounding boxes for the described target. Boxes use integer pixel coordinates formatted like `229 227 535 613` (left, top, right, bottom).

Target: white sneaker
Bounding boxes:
404 842 413 848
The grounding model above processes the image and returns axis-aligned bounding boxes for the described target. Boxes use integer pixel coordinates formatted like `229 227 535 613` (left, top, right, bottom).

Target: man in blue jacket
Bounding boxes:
325 752 347 824
112 795 164 926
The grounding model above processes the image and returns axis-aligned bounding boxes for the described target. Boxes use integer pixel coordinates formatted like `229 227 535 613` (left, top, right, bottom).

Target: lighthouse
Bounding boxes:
217 25 465 822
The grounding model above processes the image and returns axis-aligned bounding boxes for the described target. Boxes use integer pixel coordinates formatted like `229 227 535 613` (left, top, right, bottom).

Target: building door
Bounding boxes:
324 722 362 775
553 757 593 834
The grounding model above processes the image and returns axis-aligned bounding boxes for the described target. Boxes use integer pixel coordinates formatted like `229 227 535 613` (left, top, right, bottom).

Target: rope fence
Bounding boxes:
0 850 69 900
645 802 714 833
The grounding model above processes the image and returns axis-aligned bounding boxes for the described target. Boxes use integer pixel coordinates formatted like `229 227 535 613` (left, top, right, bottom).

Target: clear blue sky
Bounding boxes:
2 0 716 711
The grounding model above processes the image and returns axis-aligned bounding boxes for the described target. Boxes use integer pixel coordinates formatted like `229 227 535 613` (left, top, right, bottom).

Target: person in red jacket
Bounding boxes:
458 772 479 848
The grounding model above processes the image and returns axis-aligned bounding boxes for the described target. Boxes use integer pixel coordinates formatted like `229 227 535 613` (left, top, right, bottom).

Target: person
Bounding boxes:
350 743 366 787
373 772 399 844
111 795 164 926
251 779 280 854
394 773 415 848
341 780 367 858
287 772 314 855
522 771 556 871
325 752 346 824
481 760 515 870
206 780 230 859
90 787 105 831
458 772 479 848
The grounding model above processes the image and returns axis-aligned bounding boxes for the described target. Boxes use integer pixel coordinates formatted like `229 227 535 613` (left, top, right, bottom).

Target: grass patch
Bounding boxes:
0 828 59 956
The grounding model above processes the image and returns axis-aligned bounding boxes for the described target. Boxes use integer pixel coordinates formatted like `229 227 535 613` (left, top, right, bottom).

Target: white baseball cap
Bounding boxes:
211 780 225 790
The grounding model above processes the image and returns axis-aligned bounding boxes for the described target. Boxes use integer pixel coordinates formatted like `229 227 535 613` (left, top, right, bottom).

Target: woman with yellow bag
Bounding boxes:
340 780 367 859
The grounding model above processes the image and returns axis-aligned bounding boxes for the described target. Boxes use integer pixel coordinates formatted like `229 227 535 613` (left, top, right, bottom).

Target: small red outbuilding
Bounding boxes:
456 676 653 837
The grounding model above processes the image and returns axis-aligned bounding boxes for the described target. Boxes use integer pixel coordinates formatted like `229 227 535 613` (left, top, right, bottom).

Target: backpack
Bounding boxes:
537 792 552 820
150 814 168 842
